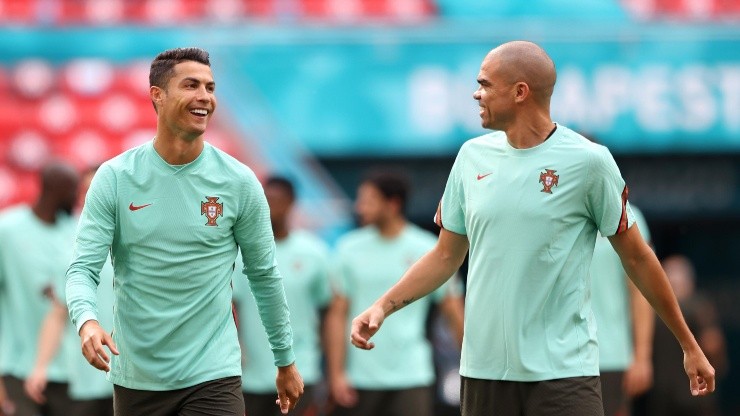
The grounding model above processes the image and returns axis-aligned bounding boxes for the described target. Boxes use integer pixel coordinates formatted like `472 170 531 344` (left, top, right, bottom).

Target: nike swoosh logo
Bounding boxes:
129 203 153 211
477 173 492 180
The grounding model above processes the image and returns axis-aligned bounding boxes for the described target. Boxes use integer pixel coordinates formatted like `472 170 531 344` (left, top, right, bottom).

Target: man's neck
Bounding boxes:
153 131 204 165
273 223 290 241
504 112 555 150
376 216 406 239
32 200 57 225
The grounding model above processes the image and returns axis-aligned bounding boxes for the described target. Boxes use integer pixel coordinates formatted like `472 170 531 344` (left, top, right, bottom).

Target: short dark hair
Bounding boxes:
149 47 210 89
265 176 295 200
363 171 409 211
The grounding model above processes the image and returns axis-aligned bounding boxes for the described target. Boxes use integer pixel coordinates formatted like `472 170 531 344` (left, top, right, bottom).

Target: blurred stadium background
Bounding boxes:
0 0 738 414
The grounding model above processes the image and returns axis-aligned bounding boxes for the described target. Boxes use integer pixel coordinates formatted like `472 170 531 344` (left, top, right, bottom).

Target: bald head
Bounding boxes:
485 41 556 105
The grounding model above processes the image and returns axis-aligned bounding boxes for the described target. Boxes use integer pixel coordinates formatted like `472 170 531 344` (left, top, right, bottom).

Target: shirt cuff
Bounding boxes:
273 347 296 367
74 311 99 334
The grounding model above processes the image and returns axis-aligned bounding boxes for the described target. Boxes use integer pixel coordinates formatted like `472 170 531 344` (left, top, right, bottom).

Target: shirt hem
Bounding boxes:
459 367 599 382
108 368 241 391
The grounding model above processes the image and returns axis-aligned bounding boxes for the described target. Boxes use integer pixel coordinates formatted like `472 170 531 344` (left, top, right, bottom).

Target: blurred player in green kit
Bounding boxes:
233 176 332 416
25 166 115 416
65 47 303 416
0 162 79 416
325 172 464 416
590 205 654 416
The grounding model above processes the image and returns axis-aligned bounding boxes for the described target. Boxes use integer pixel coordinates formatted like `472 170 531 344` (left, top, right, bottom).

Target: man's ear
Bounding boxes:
513 81 530 103
150 85 164 110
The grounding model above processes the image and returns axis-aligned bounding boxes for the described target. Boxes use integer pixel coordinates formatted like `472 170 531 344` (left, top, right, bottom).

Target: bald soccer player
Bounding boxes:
348 41 716 416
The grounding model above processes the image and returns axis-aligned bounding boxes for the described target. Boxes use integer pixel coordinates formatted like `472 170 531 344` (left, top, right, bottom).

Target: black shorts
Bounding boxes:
73 397 114 416
329 386 433 416
113 376 244 416
460 375 604 416
2 375 76 416
243 384 315 416
600 371 628 416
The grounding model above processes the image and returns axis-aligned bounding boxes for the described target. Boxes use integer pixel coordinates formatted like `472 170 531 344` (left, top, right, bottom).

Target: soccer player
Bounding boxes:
349 41 715 416
0 161 80 416
590 205 654 416
65 47 303 416
232 176 332 416
325 172 464 416
25 167 115 416
640 255 727 416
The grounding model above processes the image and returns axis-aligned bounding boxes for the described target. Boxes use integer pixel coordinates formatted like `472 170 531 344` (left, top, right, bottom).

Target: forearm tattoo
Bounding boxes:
389 297 416 312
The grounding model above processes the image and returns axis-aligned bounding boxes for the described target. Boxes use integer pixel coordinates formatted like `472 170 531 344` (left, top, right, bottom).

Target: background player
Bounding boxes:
233 176 332 416
325 171 464 416
0 161 79 416
24 166 115 416
590 204 654 416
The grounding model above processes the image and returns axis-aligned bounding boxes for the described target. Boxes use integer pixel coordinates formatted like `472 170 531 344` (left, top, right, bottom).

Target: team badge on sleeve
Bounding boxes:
539 169 559 194
201 196 223 226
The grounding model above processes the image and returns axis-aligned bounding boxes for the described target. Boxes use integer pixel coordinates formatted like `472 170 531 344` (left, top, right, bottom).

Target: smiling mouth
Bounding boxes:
190 109 209 117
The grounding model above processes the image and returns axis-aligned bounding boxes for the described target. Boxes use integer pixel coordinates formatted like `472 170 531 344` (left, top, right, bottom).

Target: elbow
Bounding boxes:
435 246 465 271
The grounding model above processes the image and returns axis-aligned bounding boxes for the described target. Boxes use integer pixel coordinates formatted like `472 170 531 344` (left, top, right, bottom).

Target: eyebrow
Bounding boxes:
182 77 216 87
477 78 490 86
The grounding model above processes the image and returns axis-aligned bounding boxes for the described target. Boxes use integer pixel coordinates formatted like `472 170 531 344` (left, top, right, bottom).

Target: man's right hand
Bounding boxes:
329 372 358 408
24 366 48 404
79 320 119 372
350 304 385 350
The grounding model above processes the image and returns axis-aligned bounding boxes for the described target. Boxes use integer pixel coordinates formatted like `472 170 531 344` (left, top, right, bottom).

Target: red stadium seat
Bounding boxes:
12 59 56 99
37 94 79 135
97 94 140 133
61 59 115 97
61 0 127 25
6 130 53 172
114 61 152 98
0 0 38 24
0 166 35 207
56 129 121 170
621 0 739 20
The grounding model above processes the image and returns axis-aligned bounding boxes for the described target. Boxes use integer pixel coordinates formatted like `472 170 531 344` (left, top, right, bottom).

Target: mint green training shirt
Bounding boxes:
437 125 635 382
334 224 458 389
66 141 295 391
0 206 76 381
57 250 115 400
233 230 331 393
590 205 650 371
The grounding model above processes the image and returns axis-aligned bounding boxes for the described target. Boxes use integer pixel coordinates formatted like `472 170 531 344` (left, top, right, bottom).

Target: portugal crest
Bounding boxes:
201 196 223 226
539 169 559 194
